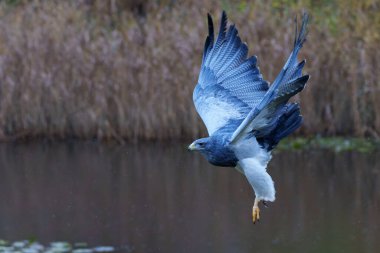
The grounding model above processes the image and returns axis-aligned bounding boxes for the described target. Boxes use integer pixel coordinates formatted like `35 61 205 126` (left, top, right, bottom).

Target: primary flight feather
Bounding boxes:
188 11 310 223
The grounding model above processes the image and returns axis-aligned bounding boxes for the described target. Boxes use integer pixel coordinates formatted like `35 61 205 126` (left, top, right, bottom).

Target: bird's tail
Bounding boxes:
257 103 303 150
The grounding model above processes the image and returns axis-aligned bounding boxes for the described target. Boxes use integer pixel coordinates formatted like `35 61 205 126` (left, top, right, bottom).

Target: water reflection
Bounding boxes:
0 141 379 253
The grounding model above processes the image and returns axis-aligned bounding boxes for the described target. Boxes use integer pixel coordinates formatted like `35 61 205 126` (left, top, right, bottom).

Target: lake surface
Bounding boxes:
0 141 379 253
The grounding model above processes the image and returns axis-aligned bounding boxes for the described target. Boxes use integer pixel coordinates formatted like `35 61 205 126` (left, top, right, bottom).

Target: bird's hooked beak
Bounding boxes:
188 142 197 151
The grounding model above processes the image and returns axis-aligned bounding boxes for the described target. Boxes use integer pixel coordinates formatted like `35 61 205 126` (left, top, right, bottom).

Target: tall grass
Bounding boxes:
0 0 378 141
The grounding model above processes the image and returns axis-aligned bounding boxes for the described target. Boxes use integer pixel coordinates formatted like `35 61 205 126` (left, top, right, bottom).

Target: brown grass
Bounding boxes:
0 0 378 141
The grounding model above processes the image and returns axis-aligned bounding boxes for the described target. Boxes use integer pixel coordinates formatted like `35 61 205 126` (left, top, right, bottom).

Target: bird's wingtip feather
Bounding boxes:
207 13 214 38
219 10 228 35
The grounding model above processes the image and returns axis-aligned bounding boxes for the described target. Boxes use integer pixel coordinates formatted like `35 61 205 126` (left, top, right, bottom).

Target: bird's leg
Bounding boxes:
252 198 260 224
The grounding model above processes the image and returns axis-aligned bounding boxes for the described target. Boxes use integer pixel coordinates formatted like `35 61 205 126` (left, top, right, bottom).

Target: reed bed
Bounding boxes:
0 0 378 141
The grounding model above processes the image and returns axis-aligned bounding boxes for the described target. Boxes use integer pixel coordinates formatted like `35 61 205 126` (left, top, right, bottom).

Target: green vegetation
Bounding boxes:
278 137 380 153
0 0 378 141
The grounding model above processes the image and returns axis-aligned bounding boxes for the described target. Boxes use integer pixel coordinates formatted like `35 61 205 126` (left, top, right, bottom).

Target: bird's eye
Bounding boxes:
199 142 205 147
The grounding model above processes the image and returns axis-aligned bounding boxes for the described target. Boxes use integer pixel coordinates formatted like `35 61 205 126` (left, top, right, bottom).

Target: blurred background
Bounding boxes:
0 1 379 253
0 0 378 141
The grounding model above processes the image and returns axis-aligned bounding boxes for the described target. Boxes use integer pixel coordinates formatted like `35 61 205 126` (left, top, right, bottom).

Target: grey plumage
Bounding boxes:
189 11 310 216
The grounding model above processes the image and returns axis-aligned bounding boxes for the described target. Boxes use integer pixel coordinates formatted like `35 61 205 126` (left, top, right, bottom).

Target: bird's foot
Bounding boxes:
252 206 260 224
252 198 260 224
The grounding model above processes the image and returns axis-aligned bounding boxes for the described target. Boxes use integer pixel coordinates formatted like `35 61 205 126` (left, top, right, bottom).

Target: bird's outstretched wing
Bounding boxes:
230 13 310 144
193 11 269 135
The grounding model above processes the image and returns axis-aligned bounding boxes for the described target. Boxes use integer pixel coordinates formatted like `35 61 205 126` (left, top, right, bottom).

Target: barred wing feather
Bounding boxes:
193 11 269 136
230 13 309 143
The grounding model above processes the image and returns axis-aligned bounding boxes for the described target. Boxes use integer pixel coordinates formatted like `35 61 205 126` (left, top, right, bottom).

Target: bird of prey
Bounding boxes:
188 11 309 223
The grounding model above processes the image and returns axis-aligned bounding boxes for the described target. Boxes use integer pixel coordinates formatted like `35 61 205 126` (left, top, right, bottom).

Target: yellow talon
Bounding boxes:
252 198 260 224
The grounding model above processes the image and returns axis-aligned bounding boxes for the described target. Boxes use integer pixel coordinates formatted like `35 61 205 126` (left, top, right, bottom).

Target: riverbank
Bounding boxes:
277 137 380 153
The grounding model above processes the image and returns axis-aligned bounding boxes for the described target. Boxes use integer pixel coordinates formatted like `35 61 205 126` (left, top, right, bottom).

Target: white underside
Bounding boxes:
195 96 243 135
233 138 275 202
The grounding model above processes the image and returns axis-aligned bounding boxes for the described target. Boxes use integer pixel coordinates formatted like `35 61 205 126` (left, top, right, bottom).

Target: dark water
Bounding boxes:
0 141 379 253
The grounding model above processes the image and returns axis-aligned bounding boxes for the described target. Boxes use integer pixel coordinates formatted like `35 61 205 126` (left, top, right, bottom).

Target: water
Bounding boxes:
0 141 379 253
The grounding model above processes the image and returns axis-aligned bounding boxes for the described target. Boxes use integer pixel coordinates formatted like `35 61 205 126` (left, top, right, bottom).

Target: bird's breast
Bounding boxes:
209 158 238 167
205 147 238 167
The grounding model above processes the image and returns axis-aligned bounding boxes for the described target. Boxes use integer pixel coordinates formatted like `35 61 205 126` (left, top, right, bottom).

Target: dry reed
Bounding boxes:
0 0 378 141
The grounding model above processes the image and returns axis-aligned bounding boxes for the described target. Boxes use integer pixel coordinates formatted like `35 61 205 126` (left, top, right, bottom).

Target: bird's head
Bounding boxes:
188 137 210 153
188 136 237 167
